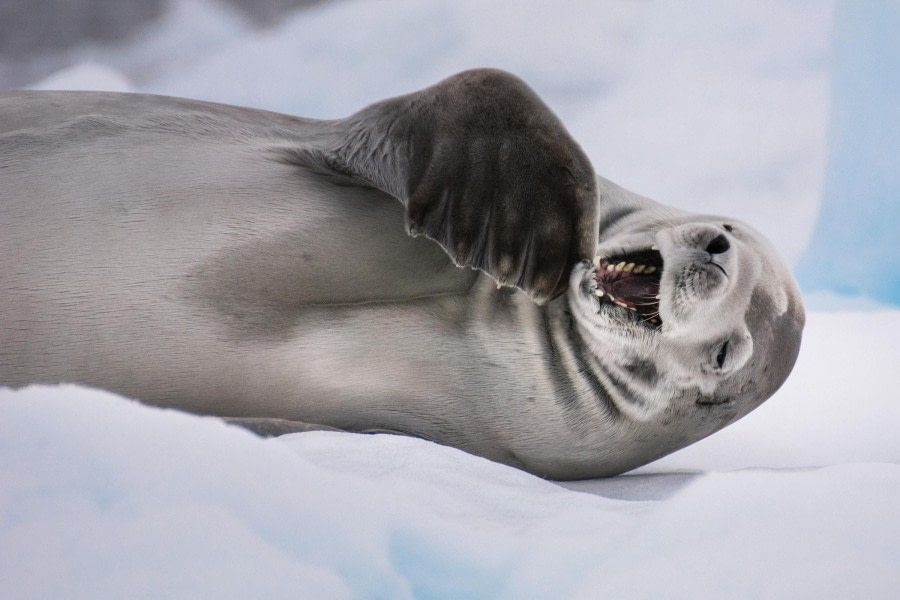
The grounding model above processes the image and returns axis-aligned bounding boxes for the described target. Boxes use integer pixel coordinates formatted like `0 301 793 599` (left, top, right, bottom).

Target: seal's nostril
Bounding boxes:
706 234 730 255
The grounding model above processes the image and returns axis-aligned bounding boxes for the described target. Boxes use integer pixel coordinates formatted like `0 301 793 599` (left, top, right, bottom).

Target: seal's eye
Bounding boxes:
715 340 729 369
723 224 734 232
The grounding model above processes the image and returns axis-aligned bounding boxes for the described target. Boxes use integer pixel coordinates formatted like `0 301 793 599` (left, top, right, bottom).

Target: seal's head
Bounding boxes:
568 178 805 432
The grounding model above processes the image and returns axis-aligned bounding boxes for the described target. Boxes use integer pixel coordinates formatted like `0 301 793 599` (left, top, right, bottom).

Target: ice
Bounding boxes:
796 0 900 305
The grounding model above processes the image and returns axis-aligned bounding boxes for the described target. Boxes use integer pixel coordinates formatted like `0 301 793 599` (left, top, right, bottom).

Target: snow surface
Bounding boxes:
25 62 134 93
2 311 899 599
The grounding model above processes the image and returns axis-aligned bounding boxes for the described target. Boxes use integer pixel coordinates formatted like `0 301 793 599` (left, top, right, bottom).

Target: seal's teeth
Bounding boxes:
607 264 617 273
592 256 603 268
651 245 659 251
624 263 635 272
607 294 616 302
595 289 604 297
615 261 626 272
633 265 645 274
645 266 656 274
497 281 503 289
614 301 629 309
655 294 661 300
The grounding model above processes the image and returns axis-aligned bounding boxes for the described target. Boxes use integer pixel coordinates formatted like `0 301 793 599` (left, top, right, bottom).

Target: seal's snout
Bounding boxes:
659 223 735 263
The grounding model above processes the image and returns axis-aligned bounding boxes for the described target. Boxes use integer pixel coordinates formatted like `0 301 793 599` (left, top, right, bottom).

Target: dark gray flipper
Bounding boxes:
325 68 599 303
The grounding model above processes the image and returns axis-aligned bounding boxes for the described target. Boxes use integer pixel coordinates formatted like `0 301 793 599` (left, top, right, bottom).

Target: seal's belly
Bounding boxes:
0 131 474 406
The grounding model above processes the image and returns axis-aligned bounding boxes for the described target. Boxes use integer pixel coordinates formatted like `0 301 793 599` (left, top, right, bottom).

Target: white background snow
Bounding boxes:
2 0 899 598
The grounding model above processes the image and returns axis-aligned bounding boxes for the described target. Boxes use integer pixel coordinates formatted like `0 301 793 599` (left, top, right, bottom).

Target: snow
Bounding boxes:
2 310 899 599
3 1 900 597
25 62 134 93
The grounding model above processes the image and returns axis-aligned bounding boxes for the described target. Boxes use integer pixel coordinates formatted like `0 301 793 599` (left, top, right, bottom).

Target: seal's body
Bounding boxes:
0 70 804 478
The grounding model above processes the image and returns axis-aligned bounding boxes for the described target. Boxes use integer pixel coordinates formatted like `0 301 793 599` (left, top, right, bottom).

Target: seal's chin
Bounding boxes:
590 248 664 327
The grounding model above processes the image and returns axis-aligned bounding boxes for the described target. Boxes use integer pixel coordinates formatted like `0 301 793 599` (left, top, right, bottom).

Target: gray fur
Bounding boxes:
0 70 804 479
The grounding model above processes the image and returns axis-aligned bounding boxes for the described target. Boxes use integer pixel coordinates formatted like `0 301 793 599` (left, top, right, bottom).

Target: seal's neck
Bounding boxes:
539 297 622 422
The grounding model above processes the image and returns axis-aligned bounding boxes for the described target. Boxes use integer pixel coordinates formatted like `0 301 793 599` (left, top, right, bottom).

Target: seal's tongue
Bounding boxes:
593 250 663 324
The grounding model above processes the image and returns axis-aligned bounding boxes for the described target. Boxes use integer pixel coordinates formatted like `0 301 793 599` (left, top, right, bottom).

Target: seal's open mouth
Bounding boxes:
592 249 663 326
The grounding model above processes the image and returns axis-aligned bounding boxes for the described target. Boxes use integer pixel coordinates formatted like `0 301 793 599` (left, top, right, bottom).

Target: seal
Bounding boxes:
0 69 804 479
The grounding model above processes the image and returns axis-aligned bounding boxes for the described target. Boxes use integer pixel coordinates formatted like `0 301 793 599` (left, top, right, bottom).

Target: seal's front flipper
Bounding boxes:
328 69 599 304
223 417 343 437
